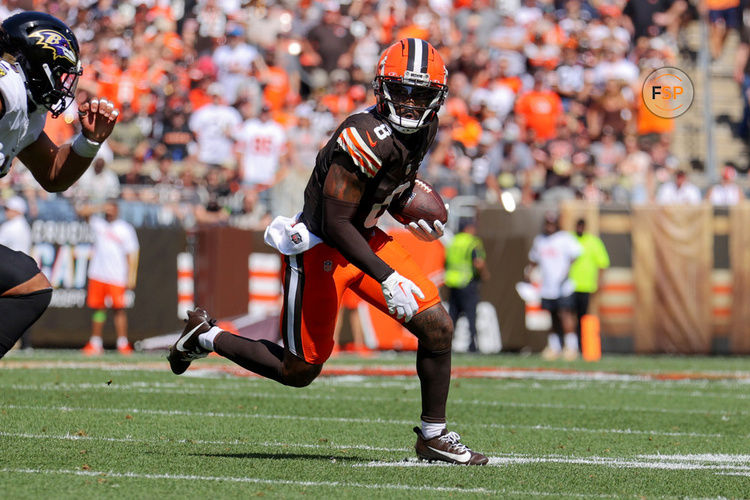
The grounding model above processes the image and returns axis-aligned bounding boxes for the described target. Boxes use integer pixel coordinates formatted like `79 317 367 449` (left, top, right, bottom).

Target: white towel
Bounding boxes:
263 213 323 256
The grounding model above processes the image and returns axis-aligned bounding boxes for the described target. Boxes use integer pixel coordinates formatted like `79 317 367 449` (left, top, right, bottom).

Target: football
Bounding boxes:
389 179 448 226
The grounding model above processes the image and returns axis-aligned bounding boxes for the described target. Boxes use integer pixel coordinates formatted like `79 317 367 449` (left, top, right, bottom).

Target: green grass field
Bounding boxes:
2 350 750 499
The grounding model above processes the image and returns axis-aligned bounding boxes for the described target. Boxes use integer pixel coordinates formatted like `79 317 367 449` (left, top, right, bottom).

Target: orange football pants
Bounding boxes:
280 228 440 364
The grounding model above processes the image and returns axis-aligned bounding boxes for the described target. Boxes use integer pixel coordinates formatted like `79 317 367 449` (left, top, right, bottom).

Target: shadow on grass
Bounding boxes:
190 452 367 462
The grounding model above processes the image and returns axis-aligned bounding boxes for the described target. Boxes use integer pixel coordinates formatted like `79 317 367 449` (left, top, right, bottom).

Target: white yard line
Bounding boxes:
0 431 410 453
354 455 750 474
2 404 727 438
5 382 745 417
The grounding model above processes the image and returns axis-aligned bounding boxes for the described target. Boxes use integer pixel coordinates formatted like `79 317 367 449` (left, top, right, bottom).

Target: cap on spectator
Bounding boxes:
4 196 27 214
226 24 245 37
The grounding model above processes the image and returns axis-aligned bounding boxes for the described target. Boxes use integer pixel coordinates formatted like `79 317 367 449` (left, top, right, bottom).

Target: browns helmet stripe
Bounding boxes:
406 38 416 72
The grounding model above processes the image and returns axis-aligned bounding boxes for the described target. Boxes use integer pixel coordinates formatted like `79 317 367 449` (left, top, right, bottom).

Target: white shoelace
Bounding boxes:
439 431 469 453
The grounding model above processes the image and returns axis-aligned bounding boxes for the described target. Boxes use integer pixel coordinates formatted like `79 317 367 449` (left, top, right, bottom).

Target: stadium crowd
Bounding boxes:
0 0 744 229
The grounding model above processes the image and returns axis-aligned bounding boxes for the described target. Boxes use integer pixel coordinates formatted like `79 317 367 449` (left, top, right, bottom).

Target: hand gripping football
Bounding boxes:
390 179 448 226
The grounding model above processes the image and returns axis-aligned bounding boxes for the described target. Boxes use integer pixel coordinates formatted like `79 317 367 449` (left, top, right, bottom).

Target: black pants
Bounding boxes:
447 281 479 352
572 291 590 344
0 245 49 357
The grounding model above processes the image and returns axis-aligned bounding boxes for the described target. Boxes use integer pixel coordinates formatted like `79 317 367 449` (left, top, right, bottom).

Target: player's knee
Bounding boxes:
281 363 321 388
410 305 453 352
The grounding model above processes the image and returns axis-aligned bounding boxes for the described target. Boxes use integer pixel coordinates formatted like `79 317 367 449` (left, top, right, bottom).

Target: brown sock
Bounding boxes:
214 332 284 383
416 343 451 423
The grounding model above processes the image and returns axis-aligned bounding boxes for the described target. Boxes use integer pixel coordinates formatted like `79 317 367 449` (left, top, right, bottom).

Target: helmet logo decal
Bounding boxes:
29 30 77 64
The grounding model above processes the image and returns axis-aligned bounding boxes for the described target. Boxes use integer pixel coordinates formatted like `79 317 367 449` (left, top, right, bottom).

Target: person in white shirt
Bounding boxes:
189 84 242 167
0 196 31 254
707 163 744 206
0 12 119 358
74 147 120 202
656 169 703 205
0 196 33 349
78 201 139 356
526 212 582 360
212 25 258 105
234 103 288 212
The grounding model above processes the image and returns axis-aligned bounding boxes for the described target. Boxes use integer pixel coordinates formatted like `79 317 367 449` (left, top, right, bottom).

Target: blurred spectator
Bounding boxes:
515 71 564 142
569 218 610 357
79 201 140 356
229 188 269 230
707 163 744 205
189 83 242 168
75 151 121 202
623 0 688 40
320 69 356 117
158 109 195 162
526 212 582 361
107 104 150 160
736 6 750 143
118 156 153 186
212 24 259 105
704 0 740 60
656 169 702 204
306 3 355 74
444 218 488 353
590 127 627 175
235 102 288 212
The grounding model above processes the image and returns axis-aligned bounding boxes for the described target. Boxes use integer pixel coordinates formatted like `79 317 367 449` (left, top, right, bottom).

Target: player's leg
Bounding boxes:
168 245 346 387
83 279 107 355
0 246 52 359
447 286 461 330
559 295 579 360
351 231 487 464
463 282 480 353
541 298 562 360
110 285 132 354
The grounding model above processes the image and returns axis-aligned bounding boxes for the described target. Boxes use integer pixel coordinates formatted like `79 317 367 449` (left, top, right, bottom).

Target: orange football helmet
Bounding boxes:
373 38 448 134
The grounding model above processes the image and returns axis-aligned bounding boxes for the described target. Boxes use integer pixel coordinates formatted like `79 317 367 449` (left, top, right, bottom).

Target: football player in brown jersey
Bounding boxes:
169 38 488 465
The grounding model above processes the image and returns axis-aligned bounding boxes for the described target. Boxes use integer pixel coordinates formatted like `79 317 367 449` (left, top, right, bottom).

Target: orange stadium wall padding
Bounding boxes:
29 226 187 347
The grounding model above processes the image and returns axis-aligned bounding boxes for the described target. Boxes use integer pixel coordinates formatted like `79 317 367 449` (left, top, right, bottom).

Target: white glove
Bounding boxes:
407 219 445 242
380 271 425 322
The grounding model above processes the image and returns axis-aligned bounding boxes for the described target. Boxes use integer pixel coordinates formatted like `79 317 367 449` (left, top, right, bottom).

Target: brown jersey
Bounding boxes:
302 107 438 241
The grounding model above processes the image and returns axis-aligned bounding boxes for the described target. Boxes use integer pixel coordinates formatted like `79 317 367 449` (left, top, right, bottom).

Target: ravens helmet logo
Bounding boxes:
28 29 78 65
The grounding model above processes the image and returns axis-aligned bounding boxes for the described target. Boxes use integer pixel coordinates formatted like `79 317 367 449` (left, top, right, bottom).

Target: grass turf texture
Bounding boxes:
1 351 749 499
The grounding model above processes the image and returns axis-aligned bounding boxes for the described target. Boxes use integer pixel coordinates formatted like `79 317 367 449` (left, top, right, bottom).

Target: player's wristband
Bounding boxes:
71 133 102 158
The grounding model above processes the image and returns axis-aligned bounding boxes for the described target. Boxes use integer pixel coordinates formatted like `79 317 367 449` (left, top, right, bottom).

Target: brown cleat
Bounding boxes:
414 427 489 465
167 308 214 375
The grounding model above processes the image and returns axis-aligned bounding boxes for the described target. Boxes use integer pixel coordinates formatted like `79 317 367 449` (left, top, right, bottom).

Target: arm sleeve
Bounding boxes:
322 195 394 283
